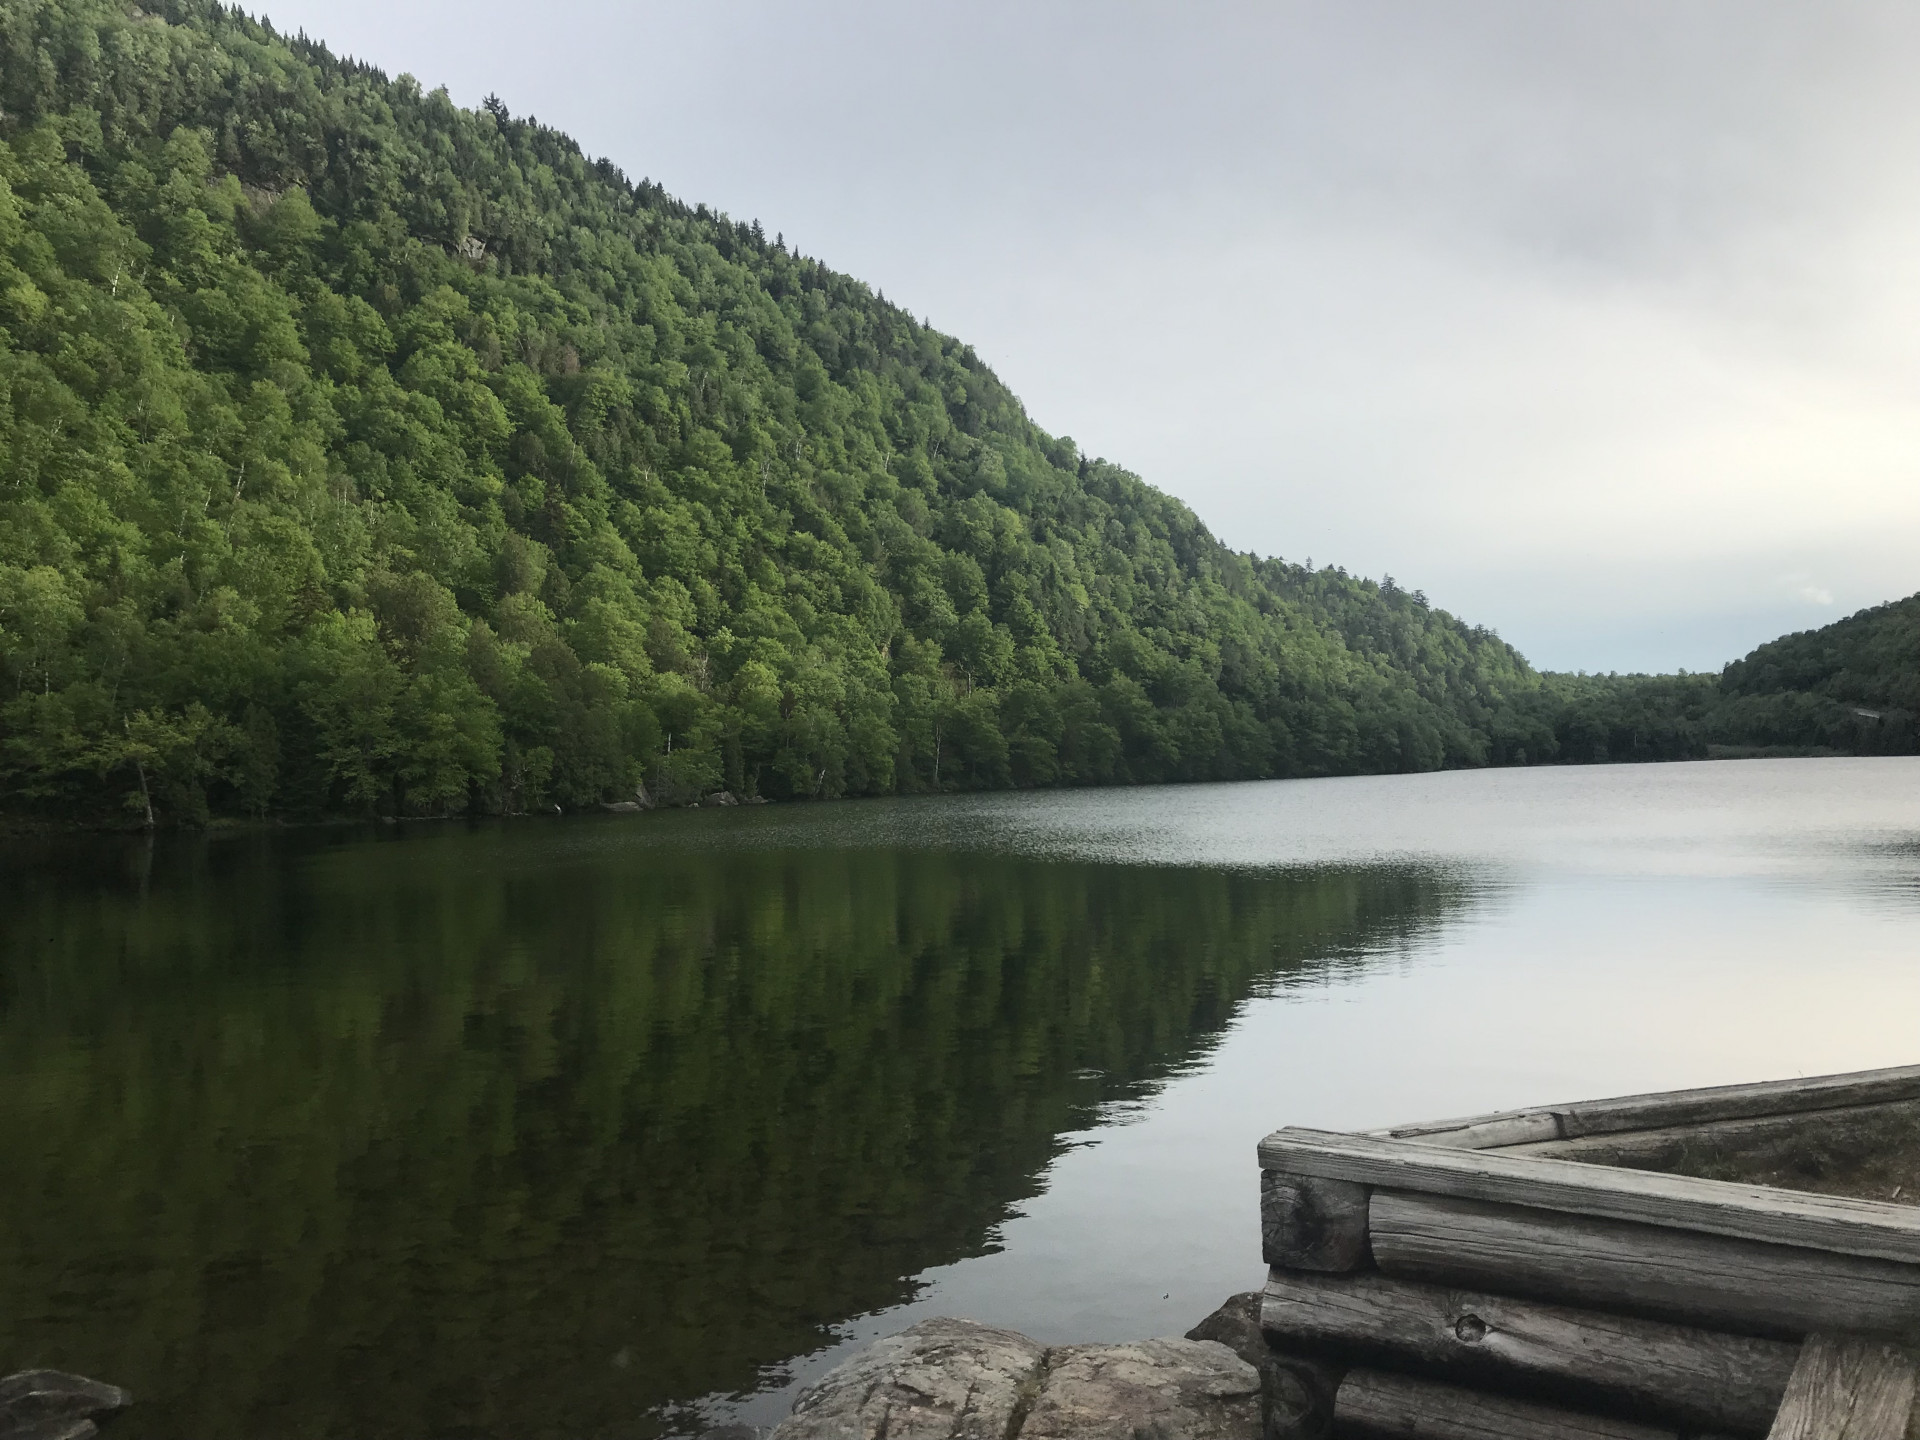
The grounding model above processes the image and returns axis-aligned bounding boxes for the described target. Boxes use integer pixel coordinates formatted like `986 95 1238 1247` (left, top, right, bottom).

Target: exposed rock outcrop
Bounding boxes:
1022 1338 1259 1440
602 785 657 814
773 1318 1045 1440
769 1313 1265 1440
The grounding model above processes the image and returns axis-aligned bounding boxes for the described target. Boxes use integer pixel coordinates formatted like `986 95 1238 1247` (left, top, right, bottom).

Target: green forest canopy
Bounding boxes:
0 0 1911 824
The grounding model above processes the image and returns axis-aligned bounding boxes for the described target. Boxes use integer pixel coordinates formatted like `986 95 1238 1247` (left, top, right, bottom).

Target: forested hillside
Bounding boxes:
1711 597 1920 755
0 0 1563 823
1516 600 1920 765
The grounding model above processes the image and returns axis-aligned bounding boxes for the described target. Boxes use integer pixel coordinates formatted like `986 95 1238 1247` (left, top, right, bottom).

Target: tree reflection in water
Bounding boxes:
0 818 1477 1439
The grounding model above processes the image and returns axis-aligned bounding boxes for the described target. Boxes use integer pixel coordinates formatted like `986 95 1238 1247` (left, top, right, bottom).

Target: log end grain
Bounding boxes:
1262 1170 1370 1273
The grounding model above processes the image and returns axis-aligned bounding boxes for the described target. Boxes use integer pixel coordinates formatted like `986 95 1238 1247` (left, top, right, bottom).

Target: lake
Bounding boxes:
6 758 1920 1439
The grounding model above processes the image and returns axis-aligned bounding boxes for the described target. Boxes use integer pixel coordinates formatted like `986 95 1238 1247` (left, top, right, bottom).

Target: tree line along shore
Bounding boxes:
0 1 1912 827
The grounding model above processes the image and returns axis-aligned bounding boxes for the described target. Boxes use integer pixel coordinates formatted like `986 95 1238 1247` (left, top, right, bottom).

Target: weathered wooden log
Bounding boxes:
1410 1113 1562 1150
1262 1169 1370 1272
1368 1191 1920 1338
1556 1069 1920 1142
1186 1293 1341 1440
1766 1333 1918 1440
1374 1111 1563 1149
1334 1367 1678 1440
1261 1265 1796 1434
1257 1128 1920 1263
1266 1353 1341 1440
1373 1063 1920 1149
1505 1098 1920 1182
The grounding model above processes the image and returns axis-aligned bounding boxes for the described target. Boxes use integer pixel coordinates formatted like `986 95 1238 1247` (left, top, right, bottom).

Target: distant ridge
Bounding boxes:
1525 598 1920 764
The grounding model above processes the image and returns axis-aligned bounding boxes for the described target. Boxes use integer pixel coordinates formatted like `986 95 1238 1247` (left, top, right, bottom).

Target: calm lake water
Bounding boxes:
6 758 1920 1438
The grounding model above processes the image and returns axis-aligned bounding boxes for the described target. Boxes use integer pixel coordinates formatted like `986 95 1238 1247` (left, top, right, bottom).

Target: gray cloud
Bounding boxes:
263 0 1920 670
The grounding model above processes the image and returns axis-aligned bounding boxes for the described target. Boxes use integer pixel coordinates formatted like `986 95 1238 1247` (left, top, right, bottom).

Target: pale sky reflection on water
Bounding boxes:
710 757 1920 1428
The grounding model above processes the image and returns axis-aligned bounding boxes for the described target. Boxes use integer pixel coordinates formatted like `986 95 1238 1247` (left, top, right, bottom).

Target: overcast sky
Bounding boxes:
261 0 1920 672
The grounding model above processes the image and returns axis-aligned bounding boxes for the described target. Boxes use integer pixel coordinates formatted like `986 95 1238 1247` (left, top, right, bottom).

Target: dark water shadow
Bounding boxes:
2 819 1491 1439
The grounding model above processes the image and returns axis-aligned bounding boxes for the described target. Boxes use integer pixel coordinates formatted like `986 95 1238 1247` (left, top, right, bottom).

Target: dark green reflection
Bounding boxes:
0 820 1474 1440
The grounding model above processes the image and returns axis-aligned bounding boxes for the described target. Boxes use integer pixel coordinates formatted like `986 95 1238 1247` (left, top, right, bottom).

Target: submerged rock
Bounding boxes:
772 1318 1044 1440
0 1371 131 1440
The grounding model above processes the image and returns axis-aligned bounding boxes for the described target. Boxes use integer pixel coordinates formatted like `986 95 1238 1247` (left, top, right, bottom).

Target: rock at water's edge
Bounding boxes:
0 1370 131 1440
6 1420 97 1440
1184 1292 1265 1372
770 1318 1044 1440
1021 1338 1260 1440
1186 1293 1337 1440
769 1320 1265 1440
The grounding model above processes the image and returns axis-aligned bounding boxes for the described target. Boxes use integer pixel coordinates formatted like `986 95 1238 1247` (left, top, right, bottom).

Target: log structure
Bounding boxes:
1373 1064 1920 1147
1256 1063 1920 1440
1367 1190 1920 1338
1334 1368 1678 1440
1262 1171 1371 1272
1765 1334 1918 1440
1262 1267 1797 1432
1258 1128 1920 1262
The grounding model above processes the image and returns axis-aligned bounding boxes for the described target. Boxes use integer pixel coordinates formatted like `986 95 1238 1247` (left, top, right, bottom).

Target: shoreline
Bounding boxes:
0 748 1881 841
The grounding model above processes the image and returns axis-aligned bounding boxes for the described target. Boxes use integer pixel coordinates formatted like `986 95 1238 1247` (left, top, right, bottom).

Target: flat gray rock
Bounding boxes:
1021 1338 1261 1440
771 1318 1045 1440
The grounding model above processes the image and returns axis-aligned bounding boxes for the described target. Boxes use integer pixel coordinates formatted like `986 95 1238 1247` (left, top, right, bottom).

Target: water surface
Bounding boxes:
5 759 1920 1438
